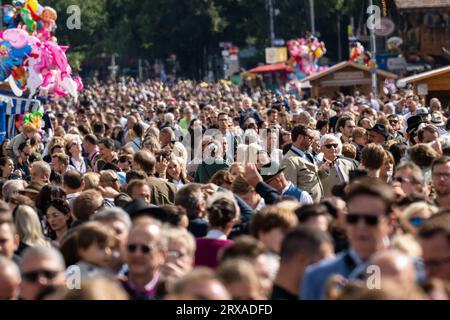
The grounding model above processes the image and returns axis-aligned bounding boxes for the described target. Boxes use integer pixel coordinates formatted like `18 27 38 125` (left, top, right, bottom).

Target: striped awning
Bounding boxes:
0 94 42 140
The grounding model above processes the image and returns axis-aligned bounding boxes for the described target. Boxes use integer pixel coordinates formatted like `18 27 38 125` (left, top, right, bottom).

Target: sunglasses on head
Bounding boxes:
127 243 154 254
22 269 59 283
324 144 338 149
346 213 380 226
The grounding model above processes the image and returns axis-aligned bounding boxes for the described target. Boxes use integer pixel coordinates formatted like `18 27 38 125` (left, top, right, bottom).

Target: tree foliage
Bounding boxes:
42 0 366 78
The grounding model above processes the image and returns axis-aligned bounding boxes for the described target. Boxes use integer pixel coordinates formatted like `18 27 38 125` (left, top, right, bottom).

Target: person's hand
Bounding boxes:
319 159 333 174
245 163 263 188
155 158 168 178
161 259 191 279
13 170 22 177
431 139 443 156
97 186 120 198
201 183 219 196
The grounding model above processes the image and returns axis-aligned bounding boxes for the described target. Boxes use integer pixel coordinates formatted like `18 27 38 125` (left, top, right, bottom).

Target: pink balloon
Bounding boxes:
3 28 30 49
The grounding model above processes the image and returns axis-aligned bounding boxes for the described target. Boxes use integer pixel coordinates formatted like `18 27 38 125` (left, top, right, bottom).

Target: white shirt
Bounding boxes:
206 229 227 240
255 197 266 211
71 157 87 174
282 182 314 205
171 179 185 190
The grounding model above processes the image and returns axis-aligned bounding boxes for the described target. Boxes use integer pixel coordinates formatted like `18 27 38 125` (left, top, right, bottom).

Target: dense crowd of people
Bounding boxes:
1 77 450 300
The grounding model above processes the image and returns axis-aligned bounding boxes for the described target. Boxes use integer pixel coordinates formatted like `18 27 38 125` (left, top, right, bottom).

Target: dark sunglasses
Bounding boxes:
346 213 380 226
127 243 154 254
392 176 417 184
409 217 425 227
22 270 59 283
389 120 399 124
324 144 338 149
22 152 31 156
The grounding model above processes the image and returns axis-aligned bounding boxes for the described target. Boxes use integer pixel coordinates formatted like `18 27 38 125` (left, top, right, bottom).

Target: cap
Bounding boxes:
431 112 446 127
416 107 429 116
368 124 389 139
259 161 286 182
407 115 425 134
123 198 166 220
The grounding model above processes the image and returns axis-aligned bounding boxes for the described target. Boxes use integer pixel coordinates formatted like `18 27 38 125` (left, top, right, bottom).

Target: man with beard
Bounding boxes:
431 156 450 208
282 125 326 203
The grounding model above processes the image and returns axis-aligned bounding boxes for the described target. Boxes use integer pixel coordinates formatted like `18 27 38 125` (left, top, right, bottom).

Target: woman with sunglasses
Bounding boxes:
399 201 438 235
66 139 89 174
45 200 73 246
318 134 357 198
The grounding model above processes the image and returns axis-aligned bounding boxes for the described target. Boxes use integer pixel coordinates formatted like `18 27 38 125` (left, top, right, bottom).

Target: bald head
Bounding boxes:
173 268 230 300
126 218 167 279
0 256 21 300
369 250 416 287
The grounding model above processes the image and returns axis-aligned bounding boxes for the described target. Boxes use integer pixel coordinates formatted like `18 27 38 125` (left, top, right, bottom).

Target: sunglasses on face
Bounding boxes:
22 269 59 283
392 176 416 184
127 243 154 254
324 144 338 149
389 120 399 124
346 213 380 226
409 216 425 227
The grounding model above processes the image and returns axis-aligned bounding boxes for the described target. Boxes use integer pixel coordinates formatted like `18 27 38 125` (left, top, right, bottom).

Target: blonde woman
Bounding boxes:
43 136 66 162
228 163 245 179
83 172 100 190
399 201 438 235
166 157 190 190
99 170 121 192
99 170 121 207
14 205 50 255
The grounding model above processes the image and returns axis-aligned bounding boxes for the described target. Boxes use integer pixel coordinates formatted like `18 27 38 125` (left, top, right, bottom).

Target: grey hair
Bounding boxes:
163 226 196 259
2 180 26 201
91 207 132 230
31 161 51 177
161 126 175 140
320 134 342 155
164 113 175 123
20 246 66 272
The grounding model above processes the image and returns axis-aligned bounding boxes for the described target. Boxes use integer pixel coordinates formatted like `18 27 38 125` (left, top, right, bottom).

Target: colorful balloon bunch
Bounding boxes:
4 1 56 40
0 1 82 100
349 41 376 68
287 33 328 79
15 110 44 129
